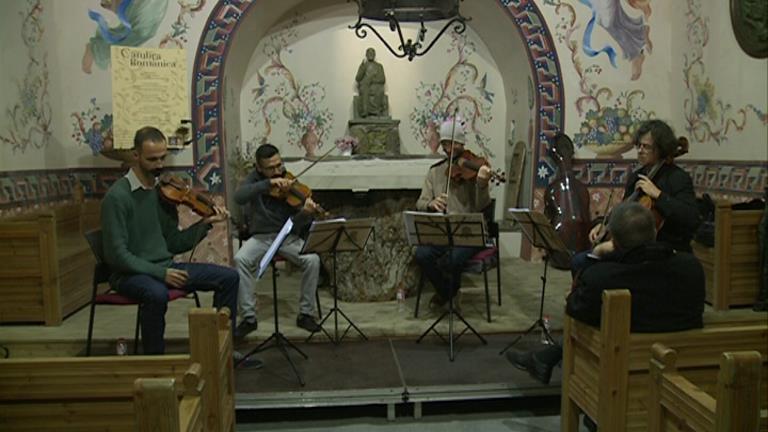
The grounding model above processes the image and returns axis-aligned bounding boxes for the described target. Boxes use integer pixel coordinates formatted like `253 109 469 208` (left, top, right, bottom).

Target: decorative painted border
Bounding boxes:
570 159 767 196
0 166 196 210
191 0 565 201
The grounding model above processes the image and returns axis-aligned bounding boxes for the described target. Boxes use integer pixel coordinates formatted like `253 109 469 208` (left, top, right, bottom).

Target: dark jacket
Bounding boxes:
566 243 705 332
624 163 700 252
234 170 313 236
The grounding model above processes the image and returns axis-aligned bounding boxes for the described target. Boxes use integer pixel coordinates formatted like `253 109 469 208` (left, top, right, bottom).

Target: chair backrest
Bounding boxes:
84 229 112 285
482 199 499 243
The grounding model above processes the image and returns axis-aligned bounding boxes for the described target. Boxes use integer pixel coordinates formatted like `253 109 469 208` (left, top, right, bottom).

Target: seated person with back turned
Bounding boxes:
233 143 322 341
101 126 239 355
414 119 493 309
505 202 705 384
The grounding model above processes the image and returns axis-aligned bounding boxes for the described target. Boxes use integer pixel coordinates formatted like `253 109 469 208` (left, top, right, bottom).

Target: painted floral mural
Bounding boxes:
245 16 334 157
71 98 114 155
0 0 52 154
409 32 496 157
545 0 654 158
682 0 768 144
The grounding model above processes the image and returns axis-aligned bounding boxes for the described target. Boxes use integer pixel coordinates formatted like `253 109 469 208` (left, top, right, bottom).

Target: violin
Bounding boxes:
269 171 329 217
446 150 507 185
158 174 216 218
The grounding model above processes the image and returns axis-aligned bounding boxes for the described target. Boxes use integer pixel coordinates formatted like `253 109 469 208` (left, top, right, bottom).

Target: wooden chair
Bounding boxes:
84 229 200 355
648 343 762 432
414 202 501 322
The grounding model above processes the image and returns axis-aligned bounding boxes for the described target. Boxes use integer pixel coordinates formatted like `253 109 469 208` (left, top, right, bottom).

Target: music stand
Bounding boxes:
236 218 309 387
404 211 489 361
304 218 374 344
499 208 568 355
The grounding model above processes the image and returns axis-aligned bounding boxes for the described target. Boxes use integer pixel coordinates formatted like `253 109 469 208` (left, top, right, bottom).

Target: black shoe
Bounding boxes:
233 350 264 369
297 313 321 333
234 319 258 343
505 349 554 385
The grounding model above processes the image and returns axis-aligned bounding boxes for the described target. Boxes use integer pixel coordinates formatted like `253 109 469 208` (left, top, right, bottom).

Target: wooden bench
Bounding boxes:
693 199 764 310
0 200 100 324
648 343 762 432
560 289 768 432
134 363 206 432
0 308 235 432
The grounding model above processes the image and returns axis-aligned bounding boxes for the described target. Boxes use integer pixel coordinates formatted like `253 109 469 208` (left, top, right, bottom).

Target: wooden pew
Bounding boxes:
134 363 206 432
693 199 764 310
0 308 235 432
648 343 762 432
560 289 768 432
0 200 101 324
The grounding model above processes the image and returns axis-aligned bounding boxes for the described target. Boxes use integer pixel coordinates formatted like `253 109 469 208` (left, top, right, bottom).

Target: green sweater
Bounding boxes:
101 177 210 285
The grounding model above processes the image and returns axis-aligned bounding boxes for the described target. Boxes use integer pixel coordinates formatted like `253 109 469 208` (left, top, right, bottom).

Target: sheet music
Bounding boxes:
301 218 374 254
257 218 293 279
507 207 568 252
403 211 487 247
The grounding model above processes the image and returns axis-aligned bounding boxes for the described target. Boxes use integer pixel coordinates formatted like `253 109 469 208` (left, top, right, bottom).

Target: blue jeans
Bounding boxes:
116 262 238 354
414 245 481 300
571 250 600 277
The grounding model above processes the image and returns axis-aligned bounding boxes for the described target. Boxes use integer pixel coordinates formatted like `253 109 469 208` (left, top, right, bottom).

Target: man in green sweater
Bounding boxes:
101 126 238 355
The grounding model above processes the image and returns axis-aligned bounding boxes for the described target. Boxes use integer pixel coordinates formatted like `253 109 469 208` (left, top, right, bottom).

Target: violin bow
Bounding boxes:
293 144 340 179
443 107 460 214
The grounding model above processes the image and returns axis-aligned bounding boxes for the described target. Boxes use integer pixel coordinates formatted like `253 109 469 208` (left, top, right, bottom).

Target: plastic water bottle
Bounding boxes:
396 288 406 313
116 338 128 356
540 315 553 345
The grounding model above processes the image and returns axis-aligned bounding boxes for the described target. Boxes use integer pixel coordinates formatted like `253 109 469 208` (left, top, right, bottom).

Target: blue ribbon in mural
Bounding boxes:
88 0 134 44
578 0 618 68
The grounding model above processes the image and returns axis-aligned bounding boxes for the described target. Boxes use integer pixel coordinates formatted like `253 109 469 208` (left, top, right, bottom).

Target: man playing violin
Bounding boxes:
233 143 323 341
581 119 700 272
414 119 493 310
101 126 239 355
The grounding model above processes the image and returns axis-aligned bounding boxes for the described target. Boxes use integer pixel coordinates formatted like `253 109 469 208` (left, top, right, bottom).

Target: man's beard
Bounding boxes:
151 167 165 177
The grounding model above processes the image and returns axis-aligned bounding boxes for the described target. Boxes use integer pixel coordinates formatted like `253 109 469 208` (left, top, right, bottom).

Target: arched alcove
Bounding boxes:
191 0 563 214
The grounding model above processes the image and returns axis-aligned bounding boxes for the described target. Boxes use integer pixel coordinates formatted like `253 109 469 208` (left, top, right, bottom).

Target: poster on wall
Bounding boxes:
111 46 188 149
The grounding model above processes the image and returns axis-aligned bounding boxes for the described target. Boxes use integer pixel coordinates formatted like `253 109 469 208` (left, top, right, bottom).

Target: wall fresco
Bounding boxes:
0 0 52 154
682 0 768 144
409 32 497 157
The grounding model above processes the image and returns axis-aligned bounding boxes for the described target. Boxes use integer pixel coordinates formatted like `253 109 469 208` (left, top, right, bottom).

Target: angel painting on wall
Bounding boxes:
580 0 652 80
81 0 169 73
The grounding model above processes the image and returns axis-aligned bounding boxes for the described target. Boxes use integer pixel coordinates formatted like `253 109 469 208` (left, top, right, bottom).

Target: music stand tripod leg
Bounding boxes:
499 254 554 355
238 261 308 386
306 243 367 344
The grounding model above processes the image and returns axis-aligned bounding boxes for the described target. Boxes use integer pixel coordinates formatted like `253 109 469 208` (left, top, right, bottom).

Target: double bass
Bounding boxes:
544 134 591 269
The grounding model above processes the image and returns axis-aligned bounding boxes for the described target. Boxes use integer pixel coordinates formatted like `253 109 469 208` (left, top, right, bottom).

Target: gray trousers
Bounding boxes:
234 233 319 322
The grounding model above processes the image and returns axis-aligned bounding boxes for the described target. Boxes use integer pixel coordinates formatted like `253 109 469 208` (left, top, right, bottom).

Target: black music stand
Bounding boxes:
499 208 568 355
405 211 489 361
236 219 308 386
304 218 374 344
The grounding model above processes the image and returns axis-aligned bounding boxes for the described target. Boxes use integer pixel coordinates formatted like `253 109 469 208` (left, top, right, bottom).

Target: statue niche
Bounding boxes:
349 48 401 155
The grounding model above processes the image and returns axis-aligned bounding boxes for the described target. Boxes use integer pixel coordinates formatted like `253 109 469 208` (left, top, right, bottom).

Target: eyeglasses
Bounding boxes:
634 142 654 151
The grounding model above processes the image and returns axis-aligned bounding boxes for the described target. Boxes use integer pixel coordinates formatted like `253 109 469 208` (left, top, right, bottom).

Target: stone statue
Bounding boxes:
355 48 388 118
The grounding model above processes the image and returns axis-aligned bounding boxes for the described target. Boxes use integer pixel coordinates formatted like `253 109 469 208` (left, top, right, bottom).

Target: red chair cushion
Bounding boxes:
95 289 191 305
463 246 499 273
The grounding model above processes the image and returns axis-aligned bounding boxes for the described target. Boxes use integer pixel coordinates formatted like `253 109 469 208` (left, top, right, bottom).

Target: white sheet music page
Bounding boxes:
257 218 293 279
